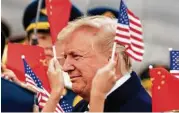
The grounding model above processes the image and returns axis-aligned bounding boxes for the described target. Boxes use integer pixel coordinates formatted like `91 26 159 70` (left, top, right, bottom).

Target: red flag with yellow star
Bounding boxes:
45 0 71 44
150 67 179 112
6 43 51 92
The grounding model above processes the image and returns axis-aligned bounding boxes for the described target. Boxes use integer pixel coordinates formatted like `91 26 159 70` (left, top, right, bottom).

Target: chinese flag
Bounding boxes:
6 43 51 92
150 67 179 112
45 0 71 44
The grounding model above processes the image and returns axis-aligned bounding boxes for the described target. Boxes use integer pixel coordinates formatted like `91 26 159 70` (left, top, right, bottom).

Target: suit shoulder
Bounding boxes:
1 78 35 112
121 87 152 112
73 99 88 112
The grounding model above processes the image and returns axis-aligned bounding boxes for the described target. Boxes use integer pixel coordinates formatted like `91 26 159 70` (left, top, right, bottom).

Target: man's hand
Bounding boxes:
1 66 38 93
2 66 22 86
47 58 64 94
90 60 118 112
33 104 39 112
42 59 64 112
92 60 118 96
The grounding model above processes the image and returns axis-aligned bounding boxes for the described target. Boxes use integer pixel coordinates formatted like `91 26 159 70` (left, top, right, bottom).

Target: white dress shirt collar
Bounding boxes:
106 72 131 97
87 72 131 111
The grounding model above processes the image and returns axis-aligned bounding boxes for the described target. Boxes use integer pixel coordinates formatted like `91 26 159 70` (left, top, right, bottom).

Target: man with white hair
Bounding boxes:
49 16 152 112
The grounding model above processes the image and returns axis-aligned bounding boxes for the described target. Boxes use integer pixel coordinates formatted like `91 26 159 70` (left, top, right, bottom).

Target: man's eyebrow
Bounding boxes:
57 52 65 59
60 52 65 55
67 49 84 54
61 47 92 56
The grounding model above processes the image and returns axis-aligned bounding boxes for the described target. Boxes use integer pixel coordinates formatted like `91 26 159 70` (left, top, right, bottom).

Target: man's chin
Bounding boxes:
72 84 89 100
72 84 82 94
45 56 53 61
72 83 86 94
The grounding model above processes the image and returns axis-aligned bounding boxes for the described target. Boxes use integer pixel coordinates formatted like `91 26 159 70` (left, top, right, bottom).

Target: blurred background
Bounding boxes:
1 0 179 74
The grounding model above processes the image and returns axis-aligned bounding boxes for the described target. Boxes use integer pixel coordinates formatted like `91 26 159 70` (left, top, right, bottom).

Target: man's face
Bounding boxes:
29 33 53 62
56 28 109 100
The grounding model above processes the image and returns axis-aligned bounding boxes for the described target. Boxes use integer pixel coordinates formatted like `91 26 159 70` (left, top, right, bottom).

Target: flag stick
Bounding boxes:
34 0 43 35
52 45 57 59
168 48 173 51
32 0 43 45
111 42 117 61
149 65 153 69
84 0 91 16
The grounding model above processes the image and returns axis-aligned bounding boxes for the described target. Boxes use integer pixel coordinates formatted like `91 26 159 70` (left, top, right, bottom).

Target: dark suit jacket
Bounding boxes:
1 78 35 112
73 71 152 112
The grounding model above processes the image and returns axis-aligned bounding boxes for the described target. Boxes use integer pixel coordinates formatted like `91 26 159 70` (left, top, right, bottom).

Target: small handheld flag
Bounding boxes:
150 67 179 112
22 56 64 112
45 0 72 59
112 0 144 62
6 43 51 92
169 48 179 78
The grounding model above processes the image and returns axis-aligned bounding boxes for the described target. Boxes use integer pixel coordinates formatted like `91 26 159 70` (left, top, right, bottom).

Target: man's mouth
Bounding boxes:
70 75 81 82
45 54 53 58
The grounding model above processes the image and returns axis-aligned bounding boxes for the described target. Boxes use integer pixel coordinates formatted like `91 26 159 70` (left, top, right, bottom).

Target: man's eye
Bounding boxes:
64 55 67 59
73 54 82 60
39 36 47 40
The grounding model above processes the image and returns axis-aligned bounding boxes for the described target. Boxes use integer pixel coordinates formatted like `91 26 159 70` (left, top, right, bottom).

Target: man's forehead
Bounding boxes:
29 32 50 38
63 42 92 55
56 39 89 55
57 26 100 54
64 31 95 49
67 49 89 54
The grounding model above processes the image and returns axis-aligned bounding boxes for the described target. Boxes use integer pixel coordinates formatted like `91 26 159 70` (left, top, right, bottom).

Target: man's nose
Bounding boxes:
44 47 53 57
62 56 75 73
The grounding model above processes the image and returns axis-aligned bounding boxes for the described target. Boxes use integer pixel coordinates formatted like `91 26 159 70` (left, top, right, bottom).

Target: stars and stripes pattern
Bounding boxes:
22 57 64 112
170 50 179 78
37 92 65 112
59 97 73 112
115 0 144 61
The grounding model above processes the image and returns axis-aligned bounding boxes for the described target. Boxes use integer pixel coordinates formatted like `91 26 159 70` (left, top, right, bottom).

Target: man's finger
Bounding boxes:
1 74 5 77
48 59 55 73
113 75 118 83
33 104 39 112
54 59 62 70
107 60 116 70
1 64 7 72
5 76 9 80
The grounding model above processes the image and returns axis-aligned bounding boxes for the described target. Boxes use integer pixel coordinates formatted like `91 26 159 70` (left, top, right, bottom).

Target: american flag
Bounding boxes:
115 0 144 61
170 50 179 78
22 57 65 112
59 97 73 112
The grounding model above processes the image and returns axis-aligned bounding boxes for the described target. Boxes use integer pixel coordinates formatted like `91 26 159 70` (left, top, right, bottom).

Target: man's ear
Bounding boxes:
24 37 30 45
114 52 119 62
108 52 119 62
